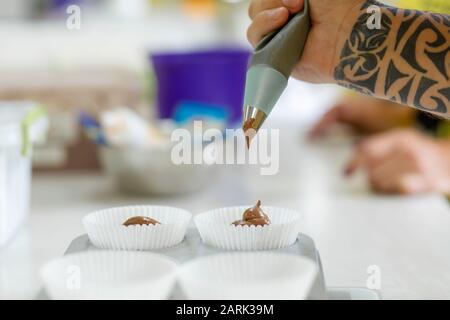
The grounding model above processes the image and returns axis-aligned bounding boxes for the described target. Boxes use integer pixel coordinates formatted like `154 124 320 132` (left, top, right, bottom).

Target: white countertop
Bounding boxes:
1 127 449 300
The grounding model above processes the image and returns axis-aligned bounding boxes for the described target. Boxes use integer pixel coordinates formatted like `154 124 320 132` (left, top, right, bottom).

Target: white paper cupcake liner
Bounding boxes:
178 252 317 300
40 251 178 300
83 205 191 251
195 206 302 251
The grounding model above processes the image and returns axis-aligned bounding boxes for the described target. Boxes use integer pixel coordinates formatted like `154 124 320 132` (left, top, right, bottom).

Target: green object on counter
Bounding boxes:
437 122 450 200
21 106 47 156
141 69 156 105
437 122 450 138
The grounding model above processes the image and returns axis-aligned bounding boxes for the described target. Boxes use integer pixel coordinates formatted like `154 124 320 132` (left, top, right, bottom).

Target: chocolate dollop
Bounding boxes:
232 200 271 227
123 216 161 226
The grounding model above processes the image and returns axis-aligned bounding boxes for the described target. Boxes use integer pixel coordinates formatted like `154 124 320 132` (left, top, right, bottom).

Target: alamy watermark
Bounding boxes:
366 265 382 290
66 5 81 30
170 121 280 176
66 265 81 290
366 5 382 30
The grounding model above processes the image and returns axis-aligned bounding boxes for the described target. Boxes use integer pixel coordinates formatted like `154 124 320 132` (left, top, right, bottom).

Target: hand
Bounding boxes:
247 0 450 118
247 0 363 83
345 129 450 195
309 95 416 139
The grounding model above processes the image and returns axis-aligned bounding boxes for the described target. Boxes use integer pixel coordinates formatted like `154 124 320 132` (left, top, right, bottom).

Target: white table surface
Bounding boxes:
1 127 449 300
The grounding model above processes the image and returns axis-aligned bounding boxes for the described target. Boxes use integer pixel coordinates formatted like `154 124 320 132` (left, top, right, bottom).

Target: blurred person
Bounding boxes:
309 94 416 138
309 93 450 195
307 0 450 195
307 87 450 193
345 128 450 195
247 0 450 118
248 0 449 195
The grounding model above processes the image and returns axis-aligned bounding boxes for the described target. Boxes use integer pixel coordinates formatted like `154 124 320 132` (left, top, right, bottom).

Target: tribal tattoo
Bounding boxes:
334 0 450 117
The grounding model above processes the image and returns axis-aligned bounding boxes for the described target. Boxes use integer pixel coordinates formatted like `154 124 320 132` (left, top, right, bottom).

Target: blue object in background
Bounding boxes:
79 111 108 146
173 101 229 126
151 48 250 126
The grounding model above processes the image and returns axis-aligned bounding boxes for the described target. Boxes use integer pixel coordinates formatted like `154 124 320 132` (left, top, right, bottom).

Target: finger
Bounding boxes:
248 0 304 19
247 7 290 47
359 130 415 159
369 150 430 195
282 0 304 13
249 0 281 19
309 107 343 140
345 149 367 176
353 133 401 165
368 151 407 193
345 137 384 176
345 133 401 177
360 138 396 159
398 174 431 194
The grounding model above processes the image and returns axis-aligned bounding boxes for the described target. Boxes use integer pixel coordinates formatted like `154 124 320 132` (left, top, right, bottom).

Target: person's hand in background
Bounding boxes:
309 95 416 139
345 129 450 195
247 0 362 83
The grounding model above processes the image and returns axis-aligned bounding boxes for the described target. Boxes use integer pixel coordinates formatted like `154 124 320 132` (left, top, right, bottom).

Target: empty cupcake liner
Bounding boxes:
83 206 192 251
40 251 178 300
178 252 317 300
195 206 302 251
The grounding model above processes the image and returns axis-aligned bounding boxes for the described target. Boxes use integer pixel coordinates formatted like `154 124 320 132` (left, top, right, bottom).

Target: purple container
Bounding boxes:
48 0 86 17
151 48 251 125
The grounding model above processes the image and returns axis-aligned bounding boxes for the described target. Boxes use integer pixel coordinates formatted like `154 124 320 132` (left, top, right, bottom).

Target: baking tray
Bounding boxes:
36 229 380 300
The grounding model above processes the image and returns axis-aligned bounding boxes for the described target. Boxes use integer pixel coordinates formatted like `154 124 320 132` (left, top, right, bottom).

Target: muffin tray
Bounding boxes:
36 228 380 300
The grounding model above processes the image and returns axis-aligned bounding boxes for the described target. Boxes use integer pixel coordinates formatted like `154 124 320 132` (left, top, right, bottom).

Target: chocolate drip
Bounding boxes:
243 119 257 149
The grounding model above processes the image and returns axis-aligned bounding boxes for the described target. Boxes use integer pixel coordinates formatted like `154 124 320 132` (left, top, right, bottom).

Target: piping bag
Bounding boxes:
243 0 311 147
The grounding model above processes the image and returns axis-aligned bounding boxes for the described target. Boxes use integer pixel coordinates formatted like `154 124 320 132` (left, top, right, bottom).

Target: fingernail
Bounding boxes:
283 0 300 8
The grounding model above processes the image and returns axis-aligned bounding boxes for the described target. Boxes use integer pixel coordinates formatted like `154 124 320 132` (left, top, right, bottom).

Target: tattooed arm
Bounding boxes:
334 1 450 118
247 0 449 118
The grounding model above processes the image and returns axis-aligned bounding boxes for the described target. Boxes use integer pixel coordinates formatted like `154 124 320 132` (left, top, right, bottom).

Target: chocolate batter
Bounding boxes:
232 200 271 227
243 119 257 149
123 216 161 226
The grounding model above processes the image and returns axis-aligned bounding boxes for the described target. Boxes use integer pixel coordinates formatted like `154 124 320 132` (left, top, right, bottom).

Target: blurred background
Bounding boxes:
1 0 450 300
0 0 343 250
0 0 339 172
0 0 342 294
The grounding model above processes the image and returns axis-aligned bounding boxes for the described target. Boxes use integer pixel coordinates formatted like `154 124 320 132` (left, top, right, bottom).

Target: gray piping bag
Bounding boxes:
243 0 311 146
